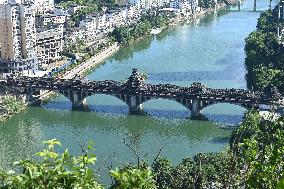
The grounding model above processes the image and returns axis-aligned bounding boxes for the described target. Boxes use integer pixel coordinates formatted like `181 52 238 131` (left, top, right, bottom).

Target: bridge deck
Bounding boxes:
0 69 282 107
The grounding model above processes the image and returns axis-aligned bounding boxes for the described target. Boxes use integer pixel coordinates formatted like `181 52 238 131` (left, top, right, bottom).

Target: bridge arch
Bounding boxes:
200 101 255 111
56 90 130 110
200 102 248 124
141 97 191 111
140 97 191 118
87 94 129 105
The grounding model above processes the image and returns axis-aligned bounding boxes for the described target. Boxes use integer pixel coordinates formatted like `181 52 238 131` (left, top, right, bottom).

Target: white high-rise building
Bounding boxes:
0 0 38 76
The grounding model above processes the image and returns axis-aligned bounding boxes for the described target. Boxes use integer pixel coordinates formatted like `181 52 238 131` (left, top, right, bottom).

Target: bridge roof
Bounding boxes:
122 69 147 90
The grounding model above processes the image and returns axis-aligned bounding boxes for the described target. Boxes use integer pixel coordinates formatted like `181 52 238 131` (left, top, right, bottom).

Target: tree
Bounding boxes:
231 111 284 189
245 3 284 92
110 166 156 189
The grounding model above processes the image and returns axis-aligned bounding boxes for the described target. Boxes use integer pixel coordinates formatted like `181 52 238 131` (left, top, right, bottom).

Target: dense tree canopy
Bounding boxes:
245 4 284 92
111 12 175 45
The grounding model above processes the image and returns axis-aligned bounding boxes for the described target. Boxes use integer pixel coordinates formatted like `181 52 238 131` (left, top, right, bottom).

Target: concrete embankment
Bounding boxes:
63 43 119 79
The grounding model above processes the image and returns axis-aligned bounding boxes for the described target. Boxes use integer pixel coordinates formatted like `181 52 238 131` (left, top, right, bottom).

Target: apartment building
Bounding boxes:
129 0 141 7
67 28 85 43
35 13 66 27
106 9 127 28
152 0 169 7
170 0 192 13
129 0 150 9
141 0 153 9
189 0 199 13
126 5 141 19
36 24 64 66
53 6 69 15
0 0 38 76
68 4 85 14
35 0 54 14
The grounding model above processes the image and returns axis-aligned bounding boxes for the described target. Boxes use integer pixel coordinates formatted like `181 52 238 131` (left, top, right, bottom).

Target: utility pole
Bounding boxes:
253 0 256 11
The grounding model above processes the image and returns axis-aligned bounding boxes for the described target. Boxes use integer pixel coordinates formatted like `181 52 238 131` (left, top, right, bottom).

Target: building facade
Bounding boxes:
34 0 54 14
0 0 38 76
36 24 64 66
35 13 66 27
106 9 127 28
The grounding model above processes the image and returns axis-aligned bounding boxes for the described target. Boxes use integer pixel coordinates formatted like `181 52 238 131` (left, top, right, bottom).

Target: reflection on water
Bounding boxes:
0 0 277 185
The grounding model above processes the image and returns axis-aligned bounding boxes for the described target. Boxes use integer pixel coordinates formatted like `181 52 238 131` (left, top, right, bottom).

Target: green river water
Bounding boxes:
0 0 277 184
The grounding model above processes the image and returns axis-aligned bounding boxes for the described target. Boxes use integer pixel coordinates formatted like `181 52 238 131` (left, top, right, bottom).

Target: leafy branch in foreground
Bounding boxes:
0 139 103 189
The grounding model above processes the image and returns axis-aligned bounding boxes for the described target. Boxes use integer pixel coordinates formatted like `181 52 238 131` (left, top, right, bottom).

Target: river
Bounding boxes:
0 0 276 185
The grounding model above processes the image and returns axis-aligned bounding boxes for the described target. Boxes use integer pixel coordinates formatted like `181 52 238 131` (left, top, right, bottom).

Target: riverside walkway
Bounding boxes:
1 69 283 117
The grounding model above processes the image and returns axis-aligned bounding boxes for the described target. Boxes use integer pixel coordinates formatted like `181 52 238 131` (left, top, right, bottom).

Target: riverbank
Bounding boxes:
0 94 25 122
110 3 228 48
176 3 228 23
63 43 120 79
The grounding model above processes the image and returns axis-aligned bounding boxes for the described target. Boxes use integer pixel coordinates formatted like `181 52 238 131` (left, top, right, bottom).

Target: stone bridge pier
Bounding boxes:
190 100 202 117
115 95 145 113
127 95 143 112
61 90 88 110
24 88 42 105
176 99 213 117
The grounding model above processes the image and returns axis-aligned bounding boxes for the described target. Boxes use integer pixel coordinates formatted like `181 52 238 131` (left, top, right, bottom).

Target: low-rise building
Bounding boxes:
152 0 169 7
126 5 141 19
79 18 96 31
35 0 54 14
190 0 199 13
52 6 69 15
68 4 85 14
106 9 127 28
169 0 191 13
129 0 141 7
67 28 85 43
36 13 67 27
159 7 177 13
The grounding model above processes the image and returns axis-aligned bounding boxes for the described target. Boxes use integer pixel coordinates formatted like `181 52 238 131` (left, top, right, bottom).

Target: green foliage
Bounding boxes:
0 95 24 116
111 12 175 45
110 166 156 189
0 139 103 189
68 7 97 27
198 0 217 9
245 3 284 91
231 111 284 189
152 158 173 189
58 0 99 6
152 153 234 189
277 179 284 189
151 111 284 189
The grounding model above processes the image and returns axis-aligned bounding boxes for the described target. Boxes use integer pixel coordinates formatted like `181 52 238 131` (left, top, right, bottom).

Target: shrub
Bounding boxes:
0 139 103 189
